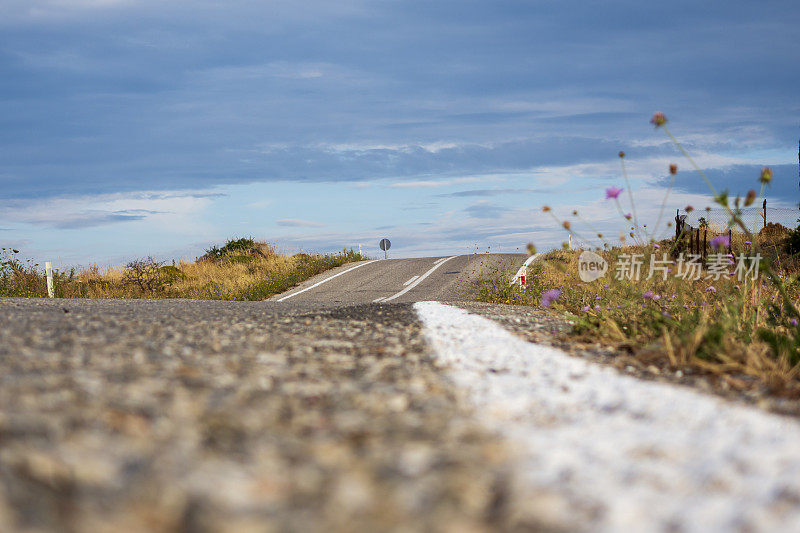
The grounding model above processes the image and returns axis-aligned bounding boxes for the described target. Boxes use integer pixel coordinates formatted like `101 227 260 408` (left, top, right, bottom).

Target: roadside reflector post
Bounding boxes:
519 274 526 289
358 243 363 256
45 261 54 298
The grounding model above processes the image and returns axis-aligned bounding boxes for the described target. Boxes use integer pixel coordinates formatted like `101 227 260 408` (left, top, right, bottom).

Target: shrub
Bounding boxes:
124 257 165 293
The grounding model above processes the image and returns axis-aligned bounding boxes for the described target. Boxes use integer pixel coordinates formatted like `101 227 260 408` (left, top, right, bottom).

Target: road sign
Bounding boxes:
379 238 391 259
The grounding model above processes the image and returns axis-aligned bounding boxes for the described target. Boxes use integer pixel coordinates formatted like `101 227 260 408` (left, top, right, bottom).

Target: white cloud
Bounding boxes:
275 219 325 228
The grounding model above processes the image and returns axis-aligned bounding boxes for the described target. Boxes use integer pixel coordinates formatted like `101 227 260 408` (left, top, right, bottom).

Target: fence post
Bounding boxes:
763 199 767 228
728 228 732 256
703 228 707 262
45 262 54 298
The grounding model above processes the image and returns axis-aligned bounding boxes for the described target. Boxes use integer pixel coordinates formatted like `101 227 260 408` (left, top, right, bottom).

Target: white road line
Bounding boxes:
433 257 448 265
276 260 378 302
402 275 419 286
372 296 387 303
509 253 541 286
415 301 800 532
382 256 457 302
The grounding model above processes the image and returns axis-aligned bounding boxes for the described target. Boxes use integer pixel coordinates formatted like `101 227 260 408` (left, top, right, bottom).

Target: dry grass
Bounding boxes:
474 238 800 399
1 240 366 301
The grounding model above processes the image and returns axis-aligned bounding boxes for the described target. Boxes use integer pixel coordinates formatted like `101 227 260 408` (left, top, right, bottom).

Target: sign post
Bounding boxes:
379 238 391 259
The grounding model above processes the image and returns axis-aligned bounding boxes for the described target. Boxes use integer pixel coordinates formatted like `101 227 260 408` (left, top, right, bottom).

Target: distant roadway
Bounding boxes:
269 253 526 304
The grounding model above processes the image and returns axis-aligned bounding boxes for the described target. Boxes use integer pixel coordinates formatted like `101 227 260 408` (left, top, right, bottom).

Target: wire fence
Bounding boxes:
676 203 799 235
672 201 798 260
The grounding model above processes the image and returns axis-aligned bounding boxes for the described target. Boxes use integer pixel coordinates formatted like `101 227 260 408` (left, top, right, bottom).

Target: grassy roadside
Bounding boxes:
473 235 800 401
0 238 367 301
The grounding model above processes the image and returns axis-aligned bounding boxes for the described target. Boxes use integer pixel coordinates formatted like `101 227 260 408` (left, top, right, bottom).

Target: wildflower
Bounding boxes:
624 213 632 220
710 235 730 250
706 286 716 293
662 311 672 318
605 186 623 199
653 294 661 300
759 167 773 185
653 244 660 249
744 189 757 206
594 305 601 310
685 205 694 213
650 112 667 127
669 164 678 175
744 240 752 245
597 233 603 238
541 289 562 308
595 296 601 300
527 243 537 255
542 206 551 212
791 318 799 327
619 151 625 158
643 290 655 300
563 221 571 230
582 305 590 311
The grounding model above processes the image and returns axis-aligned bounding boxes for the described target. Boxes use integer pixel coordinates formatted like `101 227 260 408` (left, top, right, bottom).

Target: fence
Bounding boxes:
673 200 798 260
676 200 798 235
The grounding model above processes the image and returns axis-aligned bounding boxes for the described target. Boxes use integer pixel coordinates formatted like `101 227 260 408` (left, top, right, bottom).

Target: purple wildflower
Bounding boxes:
706 286 716 293
643 290 655 300
541 289 562 308
710 235 730 250
594 305 601 310
653 244 661 249
790 318 799 327
605 187 623 200
595 296 601 300
744 241 752 245
581 305 590 312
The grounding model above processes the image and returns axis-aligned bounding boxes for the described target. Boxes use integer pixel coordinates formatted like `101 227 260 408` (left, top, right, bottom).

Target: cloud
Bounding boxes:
275 218 325 228
657 164 799 207
464 203 506 219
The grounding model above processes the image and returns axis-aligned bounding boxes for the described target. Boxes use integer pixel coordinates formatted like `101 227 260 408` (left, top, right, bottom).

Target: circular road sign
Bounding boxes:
379 238 391 251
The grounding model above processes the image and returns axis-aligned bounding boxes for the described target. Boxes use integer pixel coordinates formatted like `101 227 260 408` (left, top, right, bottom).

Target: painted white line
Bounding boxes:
402 275 419 286
433 257 448 265
276 260 378 302
372 296 387 303
509 253 540 286
414 301 800 532
382 256 457 302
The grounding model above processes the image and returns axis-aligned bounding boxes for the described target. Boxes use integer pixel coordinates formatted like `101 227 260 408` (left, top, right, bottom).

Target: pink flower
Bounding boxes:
653 244 660 249
605 187 623 199
710 235 730 250
643 290 655 300
541 289 562 308
650 112 667 127
581 305 590 311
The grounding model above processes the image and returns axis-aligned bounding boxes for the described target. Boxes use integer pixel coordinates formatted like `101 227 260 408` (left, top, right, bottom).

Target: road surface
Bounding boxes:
3 253 800 532
270 253 525 304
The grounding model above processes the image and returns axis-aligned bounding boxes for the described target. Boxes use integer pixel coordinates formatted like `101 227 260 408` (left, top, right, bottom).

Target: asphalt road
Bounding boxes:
270 253 526 304
0 254 546 532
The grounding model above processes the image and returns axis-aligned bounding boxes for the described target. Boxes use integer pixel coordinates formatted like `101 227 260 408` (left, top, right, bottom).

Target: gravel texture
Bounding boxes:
417 301 800 533
0 298 543 532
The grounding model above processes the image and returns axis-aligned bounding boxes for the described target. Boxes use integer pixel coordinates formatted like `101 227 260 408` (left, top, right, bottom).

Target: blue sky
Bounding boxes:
1 0 798 266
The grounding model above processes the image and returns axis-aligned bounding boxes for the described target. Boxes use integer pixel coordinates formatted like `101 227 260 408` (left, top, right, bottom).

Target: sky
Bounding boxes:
1 0 799 266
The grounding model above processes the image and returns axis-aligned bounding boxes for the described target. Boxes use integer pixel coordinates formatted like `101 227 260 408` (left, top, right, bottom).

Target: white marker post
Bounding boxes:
45 261 54 298
358 243 363 256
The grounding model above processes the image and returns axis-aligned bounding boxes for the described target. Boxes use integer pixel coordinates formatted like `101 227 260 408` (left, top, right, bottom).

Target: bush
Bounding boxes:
124 257 165 293
786 220 800 255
